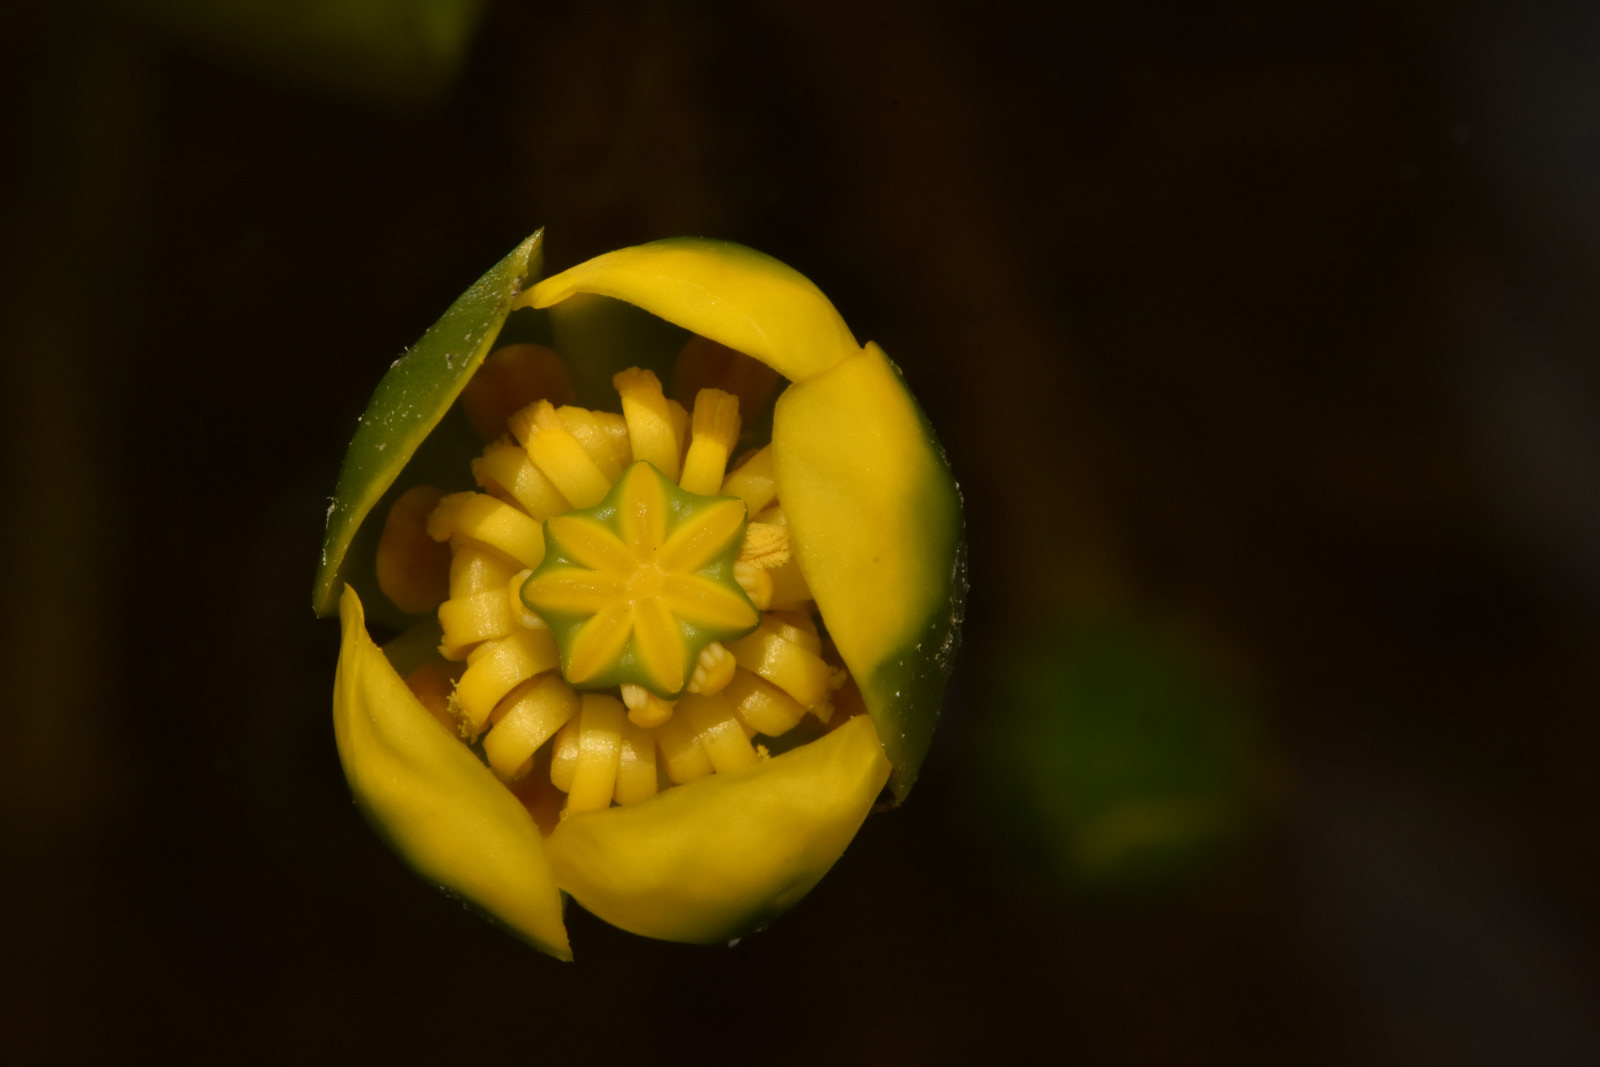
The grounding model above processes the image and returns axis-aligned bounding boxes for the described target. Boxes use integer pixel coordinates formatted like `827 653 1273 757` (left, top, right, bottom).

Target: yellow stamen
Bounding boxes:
680 692 758 774
679 387 741 496
723 668 807 737
483 672 578 780
761 612 823 655
620 683 675 728
767 557 814 611
473 440 570 519
685 641 735 695
375 485 451 614
613 716 659 805
564 693 625 816
459 342 573 441
728 616 834 710
612 367 683 480
732 561 772 610
721 445 777 515
518 400 613 509
655 709 713 784
427 492 546 571
427 357 852 819
550 716 578 793
449 539 519 598
555 405 631 481
438 588 515 660
739 522 791 569
455 627 560 737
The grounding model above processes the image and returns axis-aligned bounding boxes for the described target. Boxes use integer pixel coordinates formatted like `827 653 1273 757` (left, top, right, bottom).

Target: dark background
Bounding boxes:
3 0 1597 1062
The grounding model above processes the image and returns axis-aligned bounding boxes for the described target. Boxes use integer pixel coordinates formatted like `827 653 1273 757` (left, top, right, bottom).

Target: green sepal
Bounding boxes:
313 231 543 621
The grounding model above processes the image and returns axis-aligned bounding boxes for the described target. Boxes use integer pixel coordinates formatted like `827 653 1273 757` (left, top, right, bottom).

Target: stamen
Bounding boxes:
739 522 791 568
685 641 735 695
762 612 823 654
564 693 625 816
455 627 560 737
679 388 741 495
427 492 546 571
680 692 759 773
555 405 631 481
721 445 777 515
613 717 659 805
427 348 858 819
549 717 578 792
473 441 570 519
376 485 451 614
438 588 515 660
620 683 675 728
655 711 713 784
459 342 573 441
449 539 520 598
727 616 834 710
483 672 578 780
515 400 613 509
613 367 683 480
722 669 807 737
733 560 772 610
767 556 814 611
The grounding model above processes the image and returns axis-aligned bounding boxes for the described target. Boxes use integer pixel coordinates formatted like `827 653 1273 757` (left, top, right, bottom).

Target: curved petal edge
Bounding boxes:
545 713 891 944
335 586 571 959
773 344 966 802
527 237 859 383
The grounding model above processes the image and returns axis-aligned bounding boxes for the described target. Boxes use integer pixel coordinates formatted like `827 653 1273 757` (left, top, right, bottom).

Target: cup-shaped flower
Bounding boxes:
314 231 965 957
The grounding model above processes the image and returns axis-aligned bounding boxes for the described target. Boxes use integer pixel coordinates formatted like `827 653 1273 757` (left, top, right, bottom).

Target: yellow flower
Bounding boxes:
314 232 965 958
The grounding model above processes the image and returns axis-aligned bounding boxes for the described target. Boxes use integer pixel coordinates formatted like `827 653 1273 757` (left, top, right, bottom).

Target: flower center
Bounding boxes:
380 354 855 822
520 459 760 700
625 564 665 602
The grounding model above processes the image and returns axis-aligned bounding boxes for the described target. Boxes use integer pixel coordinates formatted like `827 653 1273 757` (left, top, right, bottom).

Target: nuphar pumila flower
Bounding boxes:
313 232 965 958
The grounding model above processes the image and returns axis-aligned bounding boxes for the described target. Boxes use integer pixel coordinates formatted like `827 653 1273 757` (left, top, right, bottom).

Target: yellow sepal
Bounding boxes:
544 713 890 944
772 343 964 801
525 238 859 383
333 586 571 959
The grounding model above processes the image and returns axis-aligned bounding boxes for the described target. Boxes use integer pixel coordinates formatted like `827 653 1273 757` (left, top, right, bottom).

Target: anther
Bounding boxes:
620 683 676 728
685 641 735 696
679 388 741 496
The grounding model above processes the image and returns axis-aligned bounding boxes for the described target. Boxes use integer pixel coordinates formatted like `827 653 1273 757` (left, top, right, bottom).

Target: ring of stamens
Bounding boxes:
378 354 852 822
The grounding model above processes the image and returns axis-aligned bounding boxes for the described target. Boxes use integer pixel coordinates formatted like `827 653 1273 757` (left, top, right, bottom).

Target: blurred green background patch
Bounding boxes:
981 618 1273 895
120 0 488 108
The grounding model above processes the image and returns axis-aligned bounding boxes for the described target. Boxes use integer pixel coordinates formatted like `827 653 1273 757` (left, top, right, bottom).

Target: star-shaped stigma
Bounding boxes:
521 460 761 698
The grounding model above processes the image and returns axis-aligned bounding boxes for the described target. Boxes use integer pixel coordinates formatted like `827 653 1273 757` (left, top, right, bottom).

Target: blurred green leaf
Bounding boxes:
980 617 1272 894
121 0 489 108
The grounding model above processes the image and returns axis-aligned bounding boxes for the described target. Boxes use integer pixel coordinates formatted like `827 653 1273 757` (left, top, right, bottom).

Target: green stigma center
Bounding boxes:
521 460 761 699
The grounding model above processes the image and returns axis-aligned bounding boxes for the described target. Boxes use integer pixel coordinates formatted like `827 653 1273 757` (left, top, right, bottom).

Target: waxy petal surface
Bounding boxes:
773 344 965 801
334 587 569 958
527 238 858 383
545 714 890 944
